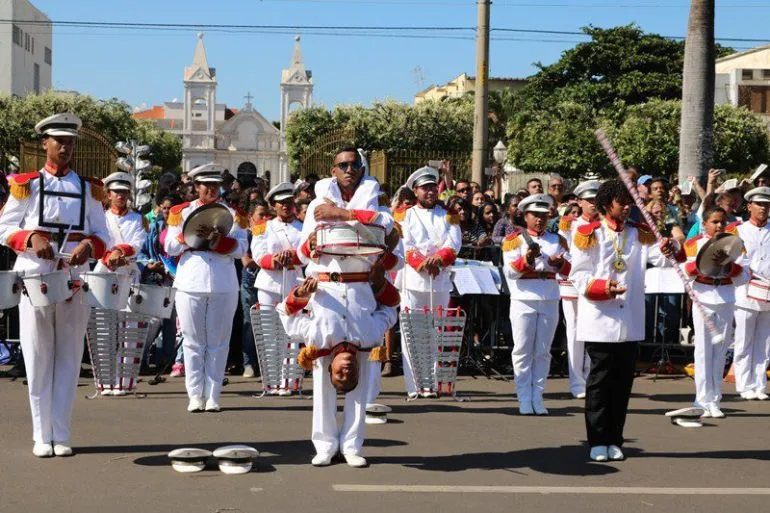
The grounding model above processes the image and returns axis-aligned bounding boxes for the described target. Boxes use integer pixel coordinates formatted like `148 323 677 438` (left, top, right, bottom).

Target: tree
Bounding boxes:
677 0 716 183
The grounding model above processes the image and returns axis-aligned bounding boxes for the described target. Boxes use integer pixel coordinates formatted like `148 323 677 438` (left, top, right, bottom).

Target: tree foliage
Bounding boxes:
0 91 181 171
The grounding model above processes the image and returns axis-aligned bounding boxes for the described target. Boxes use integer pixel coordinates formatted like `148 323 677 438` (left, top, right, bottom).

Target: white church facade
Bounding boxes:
134 34 313 186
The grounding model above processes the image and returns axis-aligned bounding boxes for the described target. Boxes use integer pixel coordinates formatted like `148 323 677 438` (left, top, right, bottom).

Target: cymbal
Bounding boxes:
182 203 233 250
696 233 744 277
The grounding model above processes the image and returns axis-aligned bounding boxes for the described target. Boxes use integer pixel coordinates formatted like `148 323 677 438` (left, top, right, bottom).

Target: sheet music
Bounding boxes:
644 267 685 294
452 266 482 295
470 266 500 295
451 263 500 295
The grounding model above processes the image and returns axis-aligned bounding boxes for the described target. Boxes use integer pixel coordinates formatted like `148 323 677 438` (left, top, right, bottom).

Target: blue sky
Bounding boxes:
27 0 770 121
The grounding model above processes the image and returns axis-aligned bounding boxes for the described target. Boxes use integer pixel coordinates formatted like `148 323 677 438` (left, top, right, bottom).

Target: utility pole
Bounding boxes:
471 0 491 186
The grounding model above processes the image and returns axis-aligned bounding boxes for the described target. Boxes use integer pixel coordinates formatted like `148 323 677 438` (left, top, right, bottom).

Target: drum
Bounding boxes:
747 279 770 303
316 222 386 256
0 271 22 310
21 270 74 307
127 284 176 319
82 272 132 310
559 279 578 300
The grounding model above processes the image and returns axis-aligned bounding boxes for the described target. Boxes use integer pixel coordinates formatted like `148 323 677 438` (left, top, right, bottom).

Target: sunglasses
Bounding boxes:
336 161 363 172
456 187 470 194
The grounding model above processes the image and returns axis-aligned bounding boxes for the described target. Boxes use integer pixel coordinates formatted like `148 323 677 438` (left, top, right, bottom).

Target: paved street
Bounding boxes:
1 369 769 513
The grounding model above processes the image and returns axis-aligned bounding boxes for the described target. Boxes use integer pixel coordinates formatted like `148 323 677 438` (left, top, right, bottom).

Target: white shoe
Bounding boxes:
343 453 368 468
311 453 334 467
242 365 255 378
112 389 127 397
205 399 221 412
533 401 549 416
32 443 53 458
740 390 757 400
407 392 419 401
575 392 586 399
53 442 73 457
709 405 725 419
187 397 205 412
519 402 534 415
277 389 292 397
755 391 769 401
607 445 625 461
589 446 608 462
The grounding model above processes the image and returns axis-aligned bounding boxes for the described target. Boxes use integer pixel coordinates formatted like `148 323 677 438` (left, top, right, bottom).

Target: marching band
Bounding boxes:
1 112 769 467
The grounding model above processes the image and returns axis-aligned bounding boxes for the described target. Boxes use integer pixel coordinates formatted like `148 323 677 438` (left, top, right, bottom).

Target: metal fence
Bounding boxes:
19 126 118 178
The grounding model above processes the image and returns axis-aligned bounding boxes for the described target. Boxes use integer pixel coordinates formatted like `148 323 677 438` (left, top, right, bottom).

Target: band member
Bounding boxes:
399 166 462 399
164 163 248 413
683 206 746 417
293 146 398 467
558 179 601 399
734 187 770 401
503 194 571 415
0 113 112 457
570 179 679 462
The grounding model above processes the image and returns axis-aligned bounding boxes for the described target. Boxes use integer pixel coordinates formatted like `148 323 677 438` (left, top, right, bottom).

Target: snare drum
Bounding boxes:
21 270 74 307
316 222 386 256
747 279 770 303
127 283 176 319
0 271 22 310
559 279 578 300
82 272 132 310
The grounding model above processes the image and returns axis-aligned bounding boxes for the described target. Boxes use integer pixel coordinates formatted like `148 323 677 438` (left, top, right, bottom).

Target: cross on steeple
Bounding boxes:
244 91 254 111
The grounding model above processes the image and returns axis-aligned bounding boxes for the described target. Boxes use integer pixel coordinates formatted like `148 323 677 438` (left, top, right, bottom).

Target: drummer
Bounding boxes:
503 194 571 415
0 113 112 457
164 163 248 413
399 166 462 399
683 205 747 418
733 187 770 401
558 179 601 399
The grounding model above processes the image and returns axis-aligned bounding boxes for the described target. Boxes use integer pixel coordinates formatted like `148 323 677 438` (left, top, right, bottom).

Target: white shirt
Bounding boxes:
736 220 770 311
502 229 570 301
251 217 304 295
93 209 147 278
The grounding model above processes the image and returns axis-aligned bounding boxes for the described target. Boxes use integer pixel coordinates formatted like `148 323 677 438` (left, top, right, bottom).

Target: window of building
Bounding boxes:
25 33 30 51
13 25 23 46
34 64 40 95
45 47 52 65
31 37 34 55
743 69 755 81
763 69 770 80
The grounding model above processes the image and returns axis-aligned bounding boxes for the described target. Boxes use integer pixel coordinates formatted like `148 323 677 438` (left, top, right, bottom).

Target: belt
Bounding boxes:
318 272 370 283
520 271 556 280
695 276 733 286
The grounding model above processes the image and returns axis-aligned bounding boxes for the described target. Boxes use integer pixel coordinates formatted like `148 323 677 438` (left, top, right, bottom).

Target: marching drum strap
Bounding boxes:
106 213 125 245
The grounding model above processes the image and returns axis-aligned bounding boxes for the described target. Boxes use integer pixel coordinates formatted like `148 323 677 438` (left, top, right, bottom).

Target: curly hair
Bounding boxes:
595 179 633 215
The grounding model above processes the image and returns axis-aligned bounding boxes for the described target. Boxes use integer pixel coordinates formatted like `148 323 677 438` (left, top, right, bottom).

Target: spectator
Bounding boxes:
492 195 522 244
637 174 653 202
296 197 312 223
470 181 481 194
294 179 313 202
475 201 500 262
526 178 543 195
471 191 486 209
448 197 487 260
647 199 685 241
240 198 270 378
548 176 565 205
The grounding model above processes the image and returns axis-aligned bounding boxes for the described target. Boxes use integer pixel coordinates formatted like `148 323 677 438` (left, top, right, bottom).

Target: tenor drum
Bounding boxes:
316 222 386 256
21 270 74 307
559 279 578 300
0 271 22 310
747 279 770 303
127 284 176 319
82 272 132 310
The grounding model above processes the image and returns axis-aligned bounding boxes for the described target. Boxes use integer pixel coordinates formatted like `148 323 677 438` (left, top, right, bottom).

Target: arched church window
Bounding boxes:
237 162 257 181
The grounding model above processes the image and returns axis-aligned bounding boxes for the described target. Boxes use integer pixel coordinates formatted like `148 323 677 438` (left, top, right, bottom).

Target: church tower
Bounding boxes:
279 36 314 182
182 33 217 172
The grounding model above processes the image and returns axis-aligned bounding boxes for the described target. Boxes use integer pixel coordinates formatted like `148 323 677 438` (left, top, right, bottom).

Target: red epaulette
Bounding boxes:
7 172 39 200
501 230 522 252
167 202 190 227
82 176 105 201
684 234 702 258
577 221 601 235
393 205 411 222
234 207 249 229
627 221 656 245
574 221 601 250
251 219 267 236
8 171 39 184
725 220 742 235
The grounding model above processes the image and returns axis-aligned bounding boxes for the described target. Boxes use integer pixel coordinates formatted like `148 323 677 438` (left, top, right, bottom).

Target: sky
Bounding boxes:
20 0 770 121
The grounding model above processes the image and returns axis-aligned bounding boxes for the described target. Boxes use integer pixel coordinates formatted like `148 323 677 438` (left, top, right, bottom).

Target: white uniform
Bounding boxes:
164 199 248 405
0 168 110 445
398 205 462 394
251 217 304 306
294 178 397 458
733 221 770 396
558 215 592 396
683 234 747 410
503 229 571 406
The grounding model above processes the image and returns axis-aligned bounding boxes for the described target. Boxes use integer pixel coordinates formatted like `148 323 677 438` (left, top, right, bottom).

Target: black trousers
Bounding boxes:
584 341 638 447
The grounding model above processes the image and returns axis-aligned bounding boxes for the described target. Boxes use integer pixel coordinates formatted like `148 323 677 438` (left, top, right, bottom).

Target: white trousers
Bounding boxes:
510 299 559 404
693 302 734 408
257 289 282 308
312 351 372 456
733 306 770 394
18 291 90 444
175 291 238 403
562 298 590 395
400 289 451 395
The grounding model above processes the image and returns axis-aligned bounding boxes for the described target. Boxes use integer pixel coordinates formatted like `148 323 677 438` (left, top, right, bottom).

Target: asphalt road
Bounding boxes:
1 369 769 513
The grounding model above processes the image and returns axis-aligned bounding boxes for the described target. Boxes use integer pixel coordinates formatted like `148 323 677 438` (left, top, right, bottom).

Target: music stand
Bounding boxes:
644 267 686 381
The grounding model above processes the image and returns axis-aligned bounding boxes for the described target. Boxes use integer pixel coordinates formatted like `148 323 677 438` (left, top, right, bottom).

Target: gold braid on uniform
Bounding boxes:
446 213 460 225
251 221 267 236
234 209 249 229
368 346 387 363
558 216 573 233
501 232 522 252
83 177 104 202
573 226 598 250
298 346 320 370
8 173 37 200
635 224 656 245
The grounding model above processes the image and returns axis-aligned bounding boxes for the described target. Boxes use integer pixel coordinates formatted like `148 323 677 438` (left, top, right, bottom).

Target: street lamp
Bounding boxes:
115 139 153 210
493 140 507 166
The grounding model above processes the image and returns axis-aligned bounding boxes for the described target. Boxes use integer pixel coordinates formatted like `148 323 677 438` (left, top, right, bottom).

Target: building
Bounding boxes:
715 45 770 123
133 34 313 186
0 0 52 96
414 72 527 103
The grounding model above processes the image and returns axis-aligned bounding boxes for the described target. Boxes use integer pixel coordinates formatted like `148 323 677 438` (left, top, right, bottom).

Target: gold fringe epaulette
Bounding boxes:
632 222 656 246
446 213 460 225
167 202 189 227
298 345 319 371
8 172 38 200
234 208 249 229
725 220 741 235
501 231 522 252
393 206 409 223
83 177 104 202
558 216 573 233
369 346 387 363
251 220 267 236
574 222 600 250
684 236 701 258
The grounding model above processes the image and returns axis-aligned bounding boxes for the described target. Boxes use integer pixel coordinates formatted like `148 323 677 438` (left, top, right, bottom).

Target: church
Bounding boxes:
134 33 313 186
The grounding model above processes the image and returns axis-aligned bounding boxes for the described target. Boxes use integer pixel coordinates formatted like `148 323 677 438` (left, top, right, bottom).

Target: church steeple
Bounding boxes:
279 35 314 184
290 35 306 75
281 35 312 85
185 32 215 82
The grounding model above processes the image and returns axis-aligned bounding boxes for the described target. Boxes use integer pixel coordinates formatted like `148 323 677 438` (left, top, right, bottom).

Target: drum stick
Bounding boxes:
594 129 724 345
281 267 287 300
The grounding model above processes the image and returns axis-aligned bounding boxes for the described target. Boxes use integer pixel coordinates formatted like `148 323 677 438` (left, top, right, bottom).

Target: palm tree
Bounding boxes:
678 0 716 183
